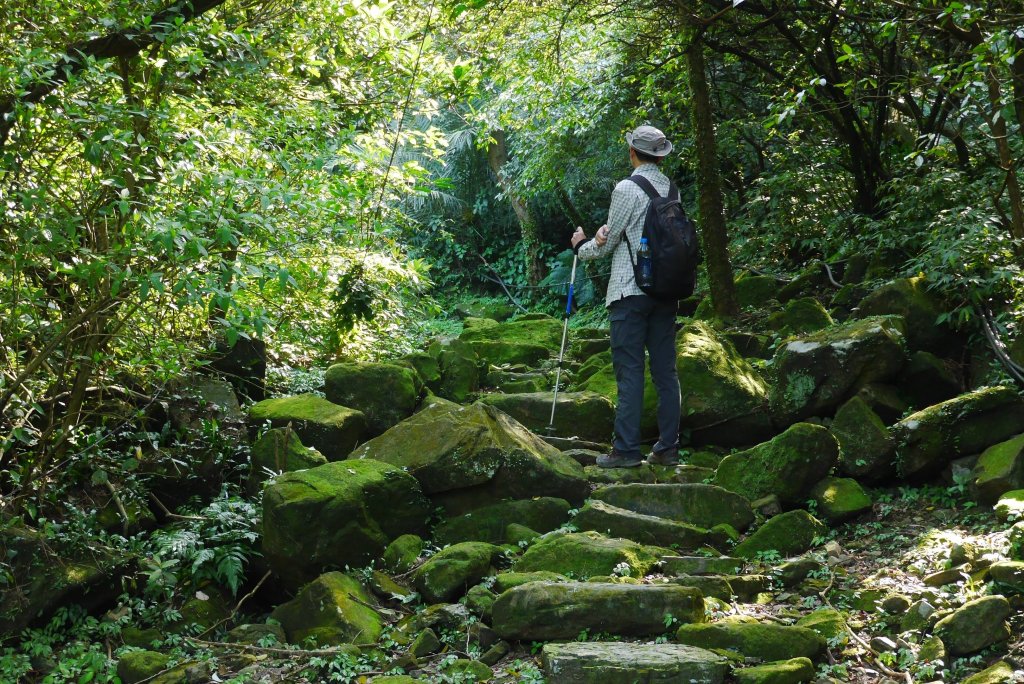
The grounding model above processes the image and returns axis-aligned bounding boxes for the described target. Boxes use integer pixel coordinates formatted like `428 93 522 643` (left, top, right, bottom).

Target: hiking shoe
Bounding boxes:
646 447 680 466
596 449 644 469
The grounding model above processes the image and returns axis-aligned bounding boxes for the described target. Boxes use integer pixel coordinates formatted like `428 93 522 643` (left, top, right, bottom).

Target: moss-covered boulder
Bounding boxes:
995 489 1024 522
972 433 1024 505
429 338 482 402
962 661 1016 684
809 477 872 524
432 498 571 546
248 394 366 461
402 350 442 396
733 510 827 559
661 555 744 576
117 651 170 684
247 427 327 493
933 595 1011 656
412 542 503 604
734 657 815 684
443 659 493 681
794 608 847 644
668 574 734 600
269 572 383 646
493 581 705 640
988 561 1024 593
541 642 728 684
477 391 614 443
767 298 834 336
383 534 424 573
459 315 561 367
579 361 659 438
830 396 895 481
856 276 955 353
575 350 612 386
349 401 588 514
768 316 909 425
492 571 569 593
262 459 430 588
324 362 423 435
225 623 286 646
512 531 661 578
714 423 839 507
676 322 770 440
892 386 1024 478
573 499 713 550
591 483 755 532
735 274 783 309
455 298 515 322
676 619 826 662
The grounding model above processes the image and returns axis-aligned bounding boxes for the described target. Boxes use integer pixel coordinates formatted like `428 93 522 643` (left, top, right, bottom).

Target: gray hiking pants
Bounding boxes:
608 295 681 458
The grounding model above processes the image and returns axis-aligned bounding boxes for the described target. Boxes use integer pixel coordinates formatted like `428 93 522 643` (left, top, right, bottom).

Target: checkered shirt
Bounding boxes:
577 163 671 307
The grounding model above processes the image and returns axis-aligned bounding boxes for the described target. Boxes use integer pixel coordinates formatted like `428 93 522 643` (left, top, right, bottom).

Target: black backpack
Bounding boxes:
623 175 701 300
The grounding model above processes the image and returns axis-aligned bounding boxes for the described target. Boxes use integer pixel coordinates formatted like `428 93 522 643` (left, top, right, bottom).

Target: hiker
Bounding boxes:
570 124 681 468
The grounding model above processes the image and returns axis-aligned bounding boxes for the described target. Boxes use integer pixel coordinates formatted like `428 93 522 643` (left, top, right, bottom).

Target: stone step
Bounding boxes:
573 500 715 549
591 483 755 531
541 641 728 684
492 581 704 641
661 555 744 576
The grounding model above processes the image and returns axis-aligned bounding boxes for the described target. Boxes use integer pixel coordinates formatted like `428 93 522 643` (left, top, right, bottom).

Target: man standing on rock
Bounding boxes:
570 124 681 468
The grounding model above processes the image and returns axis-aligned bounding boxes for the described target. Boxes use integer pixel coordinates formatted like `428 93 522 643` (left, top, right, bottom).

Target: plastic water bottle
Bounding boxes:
637 237 654 288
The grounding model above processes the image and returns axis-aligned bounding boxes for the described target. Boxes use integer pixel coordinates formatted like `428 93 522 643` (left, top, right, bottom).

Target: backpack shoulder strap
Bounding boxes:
626 175 662 200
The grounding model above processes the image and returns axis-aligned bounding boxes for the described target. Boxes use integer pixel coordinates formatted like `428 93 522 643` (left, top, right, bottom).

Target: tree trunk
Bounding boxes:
687 38 738 318
986 67 1024 240
487 130 545 286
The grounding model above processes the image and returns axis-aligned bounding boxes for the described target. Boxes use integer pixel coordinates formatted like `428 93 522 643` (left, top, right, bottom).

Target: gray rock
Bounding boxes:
573 499 712 550
478 391 614 443
591 483 755 531
661 555 744 577
541 641 728 684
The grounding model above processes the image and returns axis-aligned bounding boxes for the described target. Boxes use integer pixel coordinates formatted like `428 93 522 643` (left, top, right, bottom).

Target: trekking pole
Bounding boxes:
548 253 579 434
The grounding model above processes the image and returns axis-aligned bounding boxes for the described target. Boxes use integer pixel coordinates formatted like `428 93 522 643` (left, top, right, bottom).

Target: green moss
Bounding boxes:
117 651 169 684
714 423 839 506
432 497 570 545
675 620 826 662
492 571 569 593
831 396 895 480
579 362 659 437
734 657 815 684
445 659 493 681
383 534 424 573
732 510 827 559
248 427 327 492
809 477 872 523
459 315 563 348
962 661 1015 684
270 572 383 646
767 297 833 336
795 608 847 643
412 542 503 603
513 531 661 578
324 362 423 434
248 394 366 460
973 433 1024 504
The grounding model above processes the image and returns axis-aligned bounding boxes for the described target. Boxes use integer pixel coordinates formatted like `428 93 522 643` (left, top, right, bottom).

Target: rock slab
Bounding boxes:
541 641 727 684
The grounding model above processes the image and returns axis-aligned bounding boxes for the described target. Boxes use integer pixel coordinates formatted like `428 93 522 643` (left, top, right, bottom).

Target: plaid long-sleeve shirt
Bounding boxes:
577 163 670 307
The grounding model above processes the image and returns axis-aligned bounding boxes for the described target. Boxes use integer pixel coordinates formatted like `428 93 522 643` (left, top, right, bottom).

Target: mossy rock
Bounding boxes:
575 351 613 386
349 401 588 514
382 534 424 573
988 561 1024 593
176 588 231 631
432 338 481 402
735 274 783 309
493 581 705 640
579 360 659 438
856 276 955 354
892 386 1024 478
571 336 611 359
591 483 755 532
454 298 515 322
733 510 827 559
962 661 1016 684
444 659 493 681
512 531 661 579
794 608 847 644
225 623 286 646
668 574 734 600
768 315 909 425
432 497 571 546
372 675 420 684
733 657 815 684
247 427 327 493
830 396 895 482
714 423 839 507
972 433 1024 505
766 297 833 336
492 571 569 593
777 263 830 302
459 314 563 349
995 489 1024 522
477 391 614 443
412 542 503 604
248 394 366 461
573 499 713 550
117 651 170 684
402 351 442 395
270 571 382 646
933 595 1011 656
809 477 872 524
676 321 769 433
262 459 430 589
324 362 423 435
464 584 497 620
675 619 826 662
584 463 658 485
